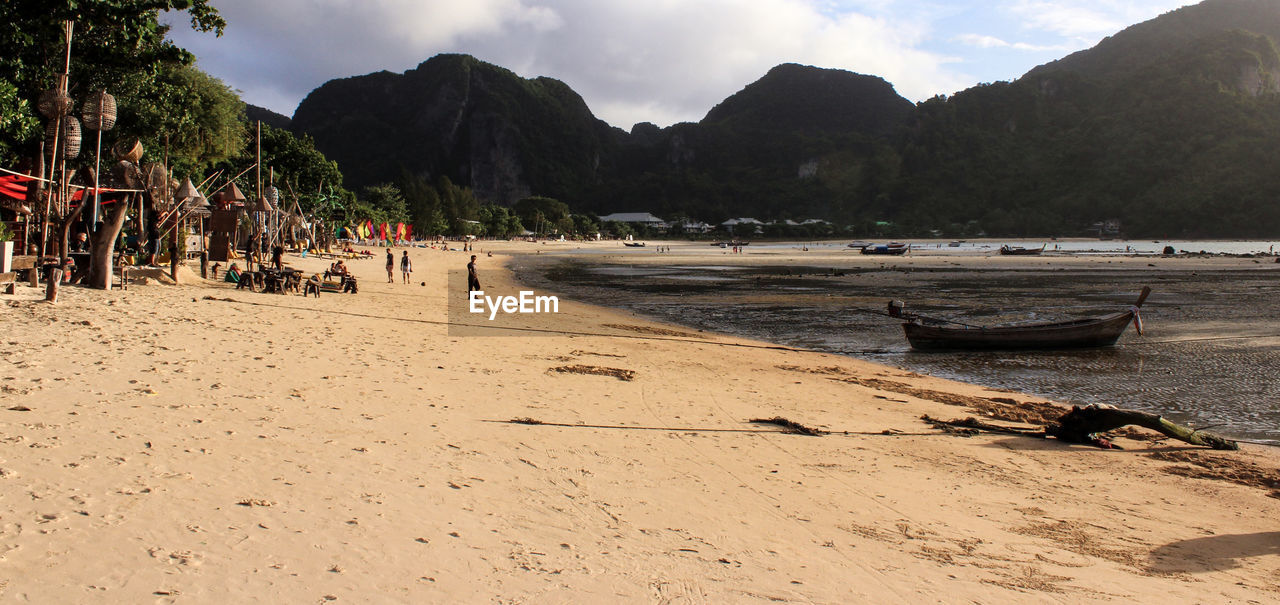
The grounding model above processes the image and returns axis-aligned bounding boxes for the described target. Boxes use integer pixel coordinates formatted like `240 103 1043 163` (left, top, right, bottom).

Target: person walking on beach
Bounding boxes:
400 250 412 284
386 249 395 283
467 254 481 292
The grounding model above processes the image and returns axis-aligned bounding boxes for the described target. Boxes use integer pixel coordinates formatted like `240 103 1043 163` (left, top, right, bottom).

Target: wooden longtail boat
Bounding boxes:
900 287 1150 351
999 243 1046 255
861 242 909 255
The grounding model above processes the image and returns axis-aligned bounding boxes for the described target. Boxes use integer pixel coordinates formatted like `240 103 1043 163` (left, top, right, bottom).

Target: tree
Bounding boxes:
0 81 40 162
124 63 245 176
512 196 570 232
223 123 352 223
355 183 408 226
0 0 227 165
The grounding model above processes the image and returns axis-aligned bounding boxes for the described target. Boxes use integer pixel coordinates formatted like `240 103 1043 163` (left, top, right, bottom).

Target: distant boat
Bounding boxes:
999 244 1046 256
948 241 965 247
899 287 1150 351
861 242 910 255
847 241 872 249
623 242 646 247
712 241 750 247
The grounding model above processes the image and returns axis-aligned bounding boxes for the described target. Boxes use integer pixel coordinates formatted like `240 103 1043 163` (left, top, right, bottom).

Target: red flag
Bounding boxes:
404 224 413 241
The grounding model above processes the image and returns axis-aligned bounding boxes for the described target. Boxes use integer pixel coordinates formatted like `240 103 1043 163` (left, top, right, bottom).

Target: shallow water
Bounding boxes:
515 253 1280 443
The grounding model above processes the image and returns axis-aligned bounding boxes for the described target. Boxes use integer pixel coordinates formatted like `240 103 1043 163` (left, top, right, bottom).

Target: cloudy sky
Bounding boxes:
164 0 1195 130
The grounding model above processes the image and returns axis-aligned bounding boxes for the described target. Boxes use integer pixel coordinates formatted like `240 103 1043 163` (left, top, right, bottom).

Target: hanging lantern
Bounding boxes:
112 138 144 163
37 75 73 118
44 115 82 158
263 185 280 211
141 163 170 208
81 90 117 131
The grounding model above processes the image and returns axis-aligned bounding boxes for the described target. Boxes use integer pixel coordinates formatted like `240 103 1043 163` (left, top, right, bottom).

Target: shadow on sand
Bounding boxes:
1147 531 1280 573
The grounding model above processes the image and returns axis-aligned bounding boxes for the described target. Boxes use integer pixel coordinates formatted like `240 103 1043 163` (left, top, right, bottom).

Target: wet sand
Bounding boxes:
514 241 1280 442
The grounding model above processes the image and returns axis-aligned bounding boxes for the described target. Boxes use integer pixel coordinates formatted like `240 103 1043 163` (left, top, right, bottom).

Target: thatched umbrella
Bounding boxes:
221 182 247 204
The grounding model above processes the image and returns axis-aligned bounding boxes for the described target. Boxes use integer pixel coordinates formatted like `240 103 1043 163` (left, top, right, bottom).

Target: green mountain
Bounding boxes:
290 0 1280 237
245 104 291 130
894 0 1280 237
290 54 621 204
1027 0 1280 82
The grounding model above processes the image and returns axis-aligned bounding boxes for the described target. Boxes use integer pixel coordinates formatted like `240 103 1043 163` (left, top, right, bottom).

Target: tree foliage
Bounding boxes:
0 0 227 167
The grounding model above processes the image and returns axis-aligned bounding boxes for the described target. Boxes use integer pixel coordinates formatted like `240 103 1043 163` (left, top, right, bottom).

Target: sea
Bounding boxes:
513 240 1280 443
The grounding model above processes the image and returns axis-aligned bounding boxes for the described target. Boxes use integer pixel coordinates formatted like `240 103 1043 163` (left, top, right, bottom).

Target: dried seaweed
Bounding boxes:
749 417 827 436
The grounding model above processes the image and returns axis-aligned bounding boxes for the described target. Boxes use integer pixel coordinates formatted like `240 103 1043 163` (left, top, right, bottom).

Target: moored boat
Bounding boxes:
899 287 1150 351
999 243 1046 255
861 242 909 255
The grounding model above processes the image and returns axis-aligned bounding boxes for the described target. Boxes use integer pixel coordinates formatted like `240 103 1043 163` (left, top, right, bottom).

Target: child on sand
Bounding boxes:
400 250 412 284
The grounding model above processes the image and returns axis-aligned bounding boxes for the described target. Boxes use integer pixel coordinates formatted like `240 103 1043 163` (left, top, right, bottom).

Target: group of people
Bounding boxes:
382 248 481 291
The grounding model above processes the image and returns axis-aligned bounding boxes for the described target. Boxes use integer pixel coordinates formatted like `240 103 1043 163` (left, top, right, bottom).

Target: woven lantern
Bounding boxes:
37 75 73 118
263 185 280 211
141 163 168 192
112 138 144 163
111 160 141 188
82 90 117 131
44 115 82 158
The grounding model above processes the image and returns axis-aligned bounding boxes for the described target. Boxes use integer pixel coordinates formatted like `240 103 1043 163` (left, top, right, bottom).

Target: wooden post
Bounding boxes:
45 266 61 303
200 251 208 279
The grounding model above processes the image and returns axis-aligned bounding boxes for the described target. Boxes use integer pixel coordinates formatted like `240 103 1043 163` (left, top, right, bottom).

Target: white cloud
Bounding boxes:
164 0 1190 129
953 33 1074 53
1008 1 1192 39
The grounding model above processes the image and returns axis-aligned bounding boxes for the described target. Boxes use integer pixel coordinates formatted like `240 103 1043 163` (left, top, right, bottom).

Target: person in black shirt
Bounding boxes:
467 255 481 292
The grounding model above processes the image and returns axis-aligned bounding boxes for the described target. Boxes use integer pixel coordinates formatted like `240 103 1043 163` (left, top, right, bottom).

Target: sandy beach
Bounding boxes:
2 241 1278 603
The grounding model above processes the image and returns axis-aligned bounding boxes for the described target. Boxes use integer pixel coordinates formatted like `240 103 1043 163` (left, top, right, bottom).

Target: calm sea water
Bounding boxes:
514 242 1280 443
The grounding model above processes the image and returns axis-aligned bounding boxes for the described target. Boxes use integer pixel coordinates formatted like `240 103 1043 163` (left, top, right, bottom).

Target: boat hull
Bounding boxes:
903 311 1134 351
861 244 909 255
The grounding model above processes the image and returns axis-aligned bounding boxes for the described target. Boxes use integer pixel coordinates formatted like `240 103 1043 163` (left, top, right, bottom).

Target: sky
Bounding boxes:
162 0 1196 130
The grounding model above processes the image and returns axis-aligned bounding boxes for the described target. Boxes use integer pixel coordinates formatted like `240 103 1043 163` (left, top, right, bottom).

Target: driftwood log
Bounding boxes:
926 404 1239 450
1047 404 1239 450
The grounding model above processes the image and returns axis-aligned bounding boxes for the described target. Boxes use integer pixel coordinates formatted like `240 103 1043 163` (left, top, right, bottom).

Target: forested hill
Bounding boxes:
1027 0 1280 82
892 0 1280 237
245 104 291 130
290 54 621 206
289 0 1280 237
